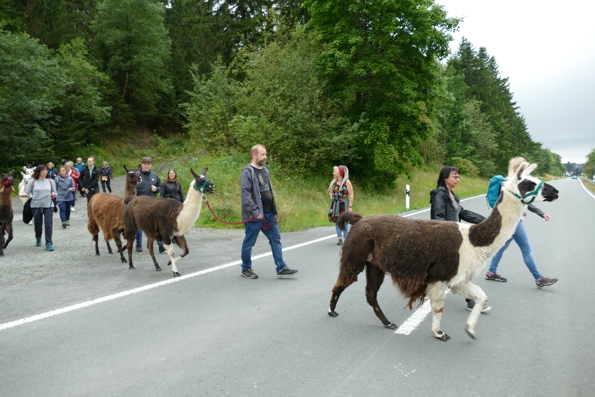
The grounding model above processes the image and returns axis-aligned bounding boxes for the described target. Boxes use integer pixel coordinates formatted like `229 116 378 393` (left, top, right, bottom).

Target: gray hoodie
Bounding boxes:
241 164 277 221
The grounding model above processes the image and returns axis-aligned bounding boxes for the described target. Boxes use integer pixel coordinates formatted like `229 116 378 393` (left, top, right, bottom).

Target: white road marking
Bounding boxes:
579 179 595 200
0 195 487 334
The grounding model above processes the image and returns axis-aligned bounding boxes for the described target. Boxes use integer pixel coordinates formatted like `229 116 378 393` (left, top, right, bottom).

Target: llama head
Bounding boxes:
501 162 559 205
190 168 215 194
123 164 141 185
1 171 14 188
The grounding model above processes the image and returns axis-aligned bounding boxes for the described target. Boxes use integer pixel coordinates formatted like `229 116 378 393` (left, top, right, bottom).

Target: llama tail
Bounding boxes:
337 212 362 231
87 202 99 235
123 196 136 205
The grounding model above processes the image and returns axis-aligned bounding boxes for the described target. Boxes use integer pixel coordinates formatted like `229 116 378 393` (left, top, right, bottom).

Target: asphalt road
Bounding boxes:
1 177 594 397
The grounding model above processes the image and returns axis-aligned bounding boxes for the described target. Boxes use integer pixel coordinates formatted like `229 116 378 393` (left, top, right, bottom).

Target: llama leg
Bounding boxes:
164 243 180 277
167 236 188 266
112 228 127 263
105 240 113 255
365 264 396 329
147 237 161 271
427 282 451 341
92 234 100 256
3 223 12 249
452 281 488 340
328 261 366 317
125 238 135 269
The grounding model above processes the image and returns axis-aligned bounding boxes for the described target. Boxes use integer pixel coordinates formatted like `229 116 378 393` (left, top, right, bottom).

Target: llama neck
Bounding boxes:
177 183 204 234
124 184 137 197
468 192 525 254
0 187 12 205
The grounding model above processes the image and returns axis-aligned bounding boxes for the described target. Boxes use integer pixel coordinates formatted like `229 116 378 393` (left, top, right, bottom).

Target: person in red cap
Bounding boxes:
327 165 354 245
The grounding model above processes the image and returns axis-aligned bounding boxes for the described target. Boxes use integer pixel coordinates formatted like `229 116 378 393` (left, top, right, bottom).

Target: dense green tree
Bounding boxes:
92 0 171 122
304 0 458 185
0 29 69 169
583 149 595 179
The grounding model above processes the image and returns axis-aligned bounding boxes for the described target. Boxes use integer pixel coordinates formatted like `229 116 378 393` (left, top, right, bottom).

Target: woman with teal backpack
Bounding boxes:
485 157 558 288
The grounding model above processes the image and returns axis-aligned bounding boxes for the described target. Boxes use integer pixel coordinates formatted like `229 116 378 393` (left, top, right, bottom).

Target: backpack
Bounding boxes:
486 175 505 208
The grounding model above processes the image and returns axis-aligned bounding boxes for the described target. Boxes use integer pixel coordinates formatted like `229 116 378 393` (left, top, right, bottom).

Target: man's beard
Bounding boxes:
257 159 266 166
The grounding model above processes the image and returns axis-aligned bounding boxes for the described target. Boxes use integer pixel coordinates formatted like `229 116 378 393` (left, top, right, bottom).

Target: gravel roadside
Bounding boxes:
0 175 246 287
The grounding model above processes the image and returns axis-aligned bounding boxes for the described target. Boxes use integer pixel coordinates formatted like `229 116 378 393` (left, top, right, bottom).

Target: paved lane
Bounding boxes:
1 178 593 396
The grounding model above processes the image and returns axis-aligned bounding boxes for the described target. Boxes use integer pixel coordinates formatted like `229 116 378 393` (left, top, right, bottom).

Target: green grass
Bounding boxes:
66 133 497 232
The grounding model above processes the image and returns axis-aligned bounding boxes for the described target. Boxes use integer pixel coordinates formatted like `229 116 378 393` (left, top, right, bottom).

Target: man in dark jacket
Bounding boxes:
239 144 298 279
430 166 488 311
135 157 163 253
79 157 101 204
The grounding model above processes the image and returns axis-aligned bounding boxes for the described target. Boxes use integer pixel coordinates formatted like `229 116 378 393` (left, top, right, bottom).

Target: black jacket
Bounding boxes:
136 170 161 197
79 165 101 191
429 186 485 224
160 181 184 203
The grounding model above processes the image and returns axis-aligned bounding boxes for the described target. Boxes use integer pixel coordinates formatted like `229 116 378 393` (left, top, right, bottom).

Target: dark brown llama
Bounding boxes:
87 165 140 263
0 171 15 256
123 168 215 276
328 163 559 341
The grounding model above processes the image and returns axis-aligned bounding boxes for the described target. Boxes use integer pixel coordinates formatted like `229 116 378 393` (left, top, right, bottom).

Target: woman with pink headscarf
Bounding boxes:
328 165 354 245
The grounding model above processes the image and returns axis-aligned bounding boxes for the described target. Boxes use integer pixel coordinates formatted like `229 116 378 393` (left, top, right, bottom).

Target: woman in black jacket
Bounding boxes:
160 169 184 203
430 166 488 312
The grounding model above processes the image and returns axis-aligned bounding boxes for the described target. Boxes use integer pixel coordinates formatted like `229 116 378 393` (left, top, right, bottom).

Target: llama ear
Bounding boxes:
516 162 529 180
123 165 129 173
21 172 26 178
201 168 208 176
524 164 537 176
190 168 198 178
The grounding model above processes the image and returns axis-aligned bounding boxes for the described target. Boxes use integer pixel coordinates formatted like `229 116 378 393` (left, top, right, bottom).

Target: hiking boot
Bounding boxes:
36 238 42 247
62 222 67 229
45 243 54 252
158 245 166 254
241 268 258 279
467 300 491 313
337 239 343 245
135 244 142 252
65 220 70 226
277 267 298 278
485 272 507 282
536 277 558 288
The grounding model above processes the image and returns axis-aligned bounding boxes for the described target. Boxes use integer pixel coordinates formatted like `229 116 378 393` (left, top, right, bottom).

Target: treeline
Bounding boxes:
0 0 566 183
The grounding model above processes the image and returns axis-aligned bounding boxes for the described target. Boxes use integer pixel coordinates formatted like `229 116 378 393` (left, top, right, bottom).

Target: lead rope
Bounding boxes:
203 195 278 231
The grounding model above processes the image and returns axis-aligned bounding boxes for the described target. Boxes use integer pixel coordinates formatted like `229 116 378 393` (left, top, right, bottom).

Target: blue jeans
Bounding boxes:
71 191 76 208
58 200 71 223
241 212 286 273
489 221 542 279
136 229 163 249
335 222 349 238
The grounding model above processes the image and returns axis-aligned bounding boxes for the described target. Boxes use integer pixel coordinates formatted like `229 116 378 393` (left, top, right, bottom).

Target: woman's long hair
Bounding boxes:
32 164 47 180
165 169 179 184
436 166 459 188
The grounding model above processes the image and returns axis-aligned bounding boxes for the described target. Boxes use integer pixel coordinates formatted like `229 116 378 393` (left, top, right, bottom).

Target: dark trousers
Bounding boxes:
101 179 112 193
33 207 53 244
86 189 96 204
58 200 71 222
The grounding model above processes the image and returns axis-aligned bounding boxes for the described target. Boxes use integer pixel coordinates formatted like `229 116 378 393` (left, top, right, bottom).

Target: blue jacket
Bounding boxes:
55 174 75 203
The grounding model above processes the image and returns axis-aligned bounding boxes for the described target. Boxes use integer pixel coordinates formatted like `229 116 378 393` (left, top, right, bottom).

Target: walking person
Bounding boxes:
65 161 79 212
135 157 164 253
46 162 58 180
75 157 85 196
79 157 101 205
55 166 75 228
161 169 184 203
485 157 558 288
240 144 298 279
20 165 57 251
328 165 354 245
100 161 114 193
430 166 489 312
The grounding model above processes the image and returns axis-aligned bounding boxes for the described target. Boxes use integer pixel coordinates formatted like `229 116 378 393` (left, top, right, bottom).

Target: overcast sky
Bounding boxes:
438 0 594 164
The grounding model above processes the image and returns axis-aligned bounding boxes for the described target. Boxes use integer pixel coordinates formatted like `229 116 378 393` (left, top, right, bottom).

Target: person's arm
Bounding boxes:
431 192 448 221
178 183 185 202
21 180 33 197
241 169 261 219
160 182 166 198
527 204 549 221
459 208 486 224
346 180 354 211
154 174 161 194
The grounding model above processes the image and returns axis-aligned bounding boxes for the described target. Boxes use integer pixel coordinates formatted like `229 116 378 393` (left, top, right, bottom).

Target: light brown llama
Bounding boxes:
0 171 15 256
328 162 559 341
87 165 140 263
123 168 215 276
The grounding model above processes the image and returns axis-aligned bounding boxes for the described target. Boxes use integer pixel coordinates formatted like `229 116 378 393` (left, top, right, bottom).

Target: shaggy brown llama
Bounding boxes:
328 162 559 341
0 171 15 256
87 165 140 263
123 168 215 277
